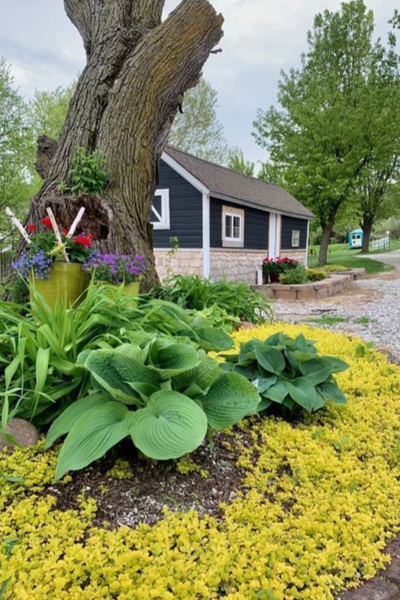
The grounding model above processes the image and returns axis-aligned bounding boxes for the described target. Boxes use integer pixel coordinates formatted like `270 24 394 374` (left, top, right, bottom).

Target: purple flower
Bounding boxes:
12 250 53 279
83 252 146 284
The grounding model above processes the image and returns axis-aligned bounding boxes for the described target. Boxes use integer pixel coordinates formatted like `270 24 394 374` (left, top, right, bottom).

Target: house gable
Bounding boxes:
152 160 203 249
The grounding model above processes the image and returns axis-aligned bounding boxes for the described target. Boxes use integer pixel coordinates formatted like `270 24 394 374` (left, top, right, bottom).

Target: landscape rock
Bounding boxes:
0 418 40 452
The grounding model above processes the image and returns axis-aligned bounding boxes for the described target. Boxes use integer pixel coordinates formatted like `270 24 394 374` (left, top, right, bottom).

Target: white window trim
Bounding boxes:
291 230 300 248
222 206 244 248
151 189 170 230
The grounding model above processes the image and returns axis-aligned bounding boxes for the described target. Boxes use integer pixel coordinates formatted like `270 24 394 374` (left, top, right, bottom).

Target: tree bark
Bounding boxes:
361 213 374 253
318 217 335 265
24 0 224 291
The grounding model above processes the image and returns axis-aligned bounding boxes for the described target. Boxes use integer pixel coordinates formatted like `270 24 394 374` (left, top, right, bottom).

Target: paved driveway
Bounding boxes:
273 250 400 361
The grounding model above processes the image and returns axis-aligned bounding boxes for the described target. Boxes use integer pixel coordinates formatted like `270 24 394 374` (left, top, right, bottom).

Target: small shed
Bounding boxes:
348 229 363 249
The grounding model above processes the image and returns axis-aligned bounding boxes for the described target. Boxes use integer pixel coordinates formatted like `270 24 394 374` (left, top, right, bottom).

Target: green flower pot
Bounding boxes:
30 263 90 310
98 281 140 306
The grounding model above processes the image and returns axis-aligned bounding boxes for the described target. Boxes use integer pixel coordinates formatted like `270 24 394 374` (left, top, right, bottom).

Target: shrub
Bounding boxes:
279 264 307 284
306 268 327 282
150 275 273 325
220 330 348 413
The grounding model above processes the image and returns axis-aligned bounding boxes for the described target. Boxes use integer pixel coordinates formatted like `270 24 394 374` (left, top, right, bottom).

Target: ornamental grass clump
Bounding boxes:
82 251 146 283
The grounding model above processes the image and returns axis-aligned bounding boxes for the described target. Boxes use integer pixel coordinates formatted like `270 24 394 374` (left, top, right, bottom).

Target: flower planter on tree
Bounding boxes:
30 263 90 310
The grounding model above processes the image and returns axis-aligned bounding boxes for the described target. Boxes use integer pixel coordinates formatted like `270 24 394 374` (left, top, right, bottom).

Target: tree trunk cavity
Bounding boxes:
25 0 224 291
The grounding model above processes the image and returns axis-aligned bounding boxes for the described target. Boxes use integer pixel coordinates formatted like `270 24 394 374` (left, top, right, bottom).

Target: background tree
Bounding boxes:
228 148 255 176
253 1 397 264
23 0 224 290
168 78 228 164
0 58 33 237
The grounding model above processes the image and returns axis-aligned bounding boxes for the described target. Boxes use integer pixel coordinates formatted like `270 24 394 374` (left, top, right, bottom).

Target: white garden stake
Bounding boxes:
66 207 85 239
5 207 31 245
46 207 70 263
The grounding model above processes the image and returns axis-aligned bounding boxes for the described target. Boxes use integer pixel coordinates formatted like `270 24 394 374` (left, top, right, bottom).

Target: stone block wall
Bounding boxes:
154 249 203 281
210 249 267 284
279 249 308 265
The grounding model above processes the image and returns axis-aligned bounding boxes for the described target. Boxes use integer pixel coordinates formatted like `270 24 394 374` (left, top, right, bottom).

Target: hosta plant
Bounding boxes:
220 331 349 413
46 335 261 480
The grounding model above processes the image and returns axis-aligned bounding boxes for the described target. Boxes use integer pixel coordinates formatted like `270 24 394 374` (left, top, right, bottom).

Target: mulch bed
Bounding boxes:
46 431 246 530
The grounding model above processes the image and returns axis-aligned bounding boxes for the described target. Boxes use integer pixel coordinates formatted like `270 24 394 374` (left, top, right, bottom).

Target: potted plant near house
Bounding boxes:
9 207 92 309
82 251 145 302
262 257 299 283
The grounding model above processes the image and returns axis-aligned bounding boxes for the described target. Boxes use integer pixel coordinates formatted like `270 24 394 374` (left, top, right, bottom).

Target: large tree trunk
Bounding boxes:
25 0 224 291
318 217 335 265
361 213 374 253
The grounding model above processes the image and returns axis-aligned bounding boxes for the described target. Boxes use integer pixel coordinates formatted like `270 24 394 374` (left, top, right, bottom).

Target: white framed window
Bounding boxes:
291 230 300 247
222 206 244 247
151 189 170 230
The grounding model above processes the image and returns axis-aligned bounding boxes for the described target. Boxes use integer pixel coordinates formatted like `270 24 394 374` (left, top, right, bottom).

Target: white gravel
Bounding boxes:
273 250 400 362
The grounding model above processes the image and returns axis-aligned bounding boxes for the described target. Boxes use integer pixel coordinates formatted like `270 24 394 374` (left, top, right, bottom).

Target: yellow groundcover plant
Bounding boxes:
2 324 400 600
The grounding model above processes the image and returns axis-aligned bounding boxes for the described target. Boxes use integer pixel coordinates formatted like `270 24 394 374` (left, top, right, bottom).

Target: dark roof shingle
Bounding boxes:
165 146 314 219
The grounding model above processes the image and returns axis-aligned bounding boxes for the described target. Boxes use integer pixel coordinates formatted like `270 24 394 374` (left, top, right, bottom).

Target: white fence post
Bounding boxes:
370 236 389 251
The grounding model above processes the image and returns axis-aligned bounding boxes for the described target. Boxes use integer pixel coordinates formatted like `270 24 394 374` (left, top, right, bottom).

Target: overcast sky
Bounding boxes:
0 0 398 164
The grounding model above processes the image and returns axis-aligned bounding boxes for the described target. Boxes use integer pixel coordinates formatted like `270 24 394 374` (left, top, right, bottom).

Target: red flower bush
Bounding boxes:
27 224 35 233
40 217 53 230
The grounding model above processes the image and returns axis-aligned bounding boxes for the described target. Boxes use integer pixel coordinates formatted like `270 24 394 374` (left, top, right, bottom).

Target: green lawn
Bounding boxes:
308 243 395 274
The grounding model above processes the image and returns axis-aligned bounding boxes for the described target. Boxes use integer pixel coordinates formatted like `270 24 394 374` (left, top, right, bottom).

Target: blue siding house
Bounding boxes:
151 147 314 283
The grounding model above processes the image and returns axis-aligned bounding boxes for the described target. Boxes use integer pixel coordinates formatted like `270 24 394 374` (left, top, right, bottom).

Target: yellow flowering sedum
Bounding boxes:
2 324 400 599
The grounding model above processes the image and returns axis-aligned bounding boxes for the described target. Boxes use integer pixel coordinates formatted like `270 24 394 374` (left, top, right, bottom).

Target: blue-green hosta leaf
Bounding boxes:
127 382 159 402
324 357 349 373
255 375 277 393
264 379 288 403
85 350 160 404
255 346 286 375
318 382 347 405
55 402 129 480
233 365 259 379
194 327 233 351
238 339 261 364
299 358 333 385
45 393 109 449
150 343 200 377
256 398 273 412
286 378 319 412
202 373 261 430
129 391 207 460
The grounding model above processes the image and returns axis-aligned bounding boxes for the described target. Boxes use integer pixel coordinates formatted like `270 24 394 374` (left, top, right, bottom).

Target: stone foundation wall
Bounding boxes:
210 249 267 284
279 249 308 265
154 249 203 281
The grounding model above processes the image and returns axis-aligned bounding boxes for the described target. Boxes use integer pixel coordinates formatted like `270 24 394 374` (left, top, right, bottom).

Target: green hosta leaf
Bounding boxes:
46 393 108 448
318 382 347 404
255 375 277 393
192 356 221 391
255 346 285 375
286 378 319 412
55 402 129 480
324 357 349 373
299 358 333 385
129 391 207 459
264 379 288 403
233 365 258 379
256 398 273 412
114 343 149 363
127 382 159 402
76 349 93 366
194 327 233 351
85 350 160 404
202 373 261 430
238 340 261 364
150 343 199 376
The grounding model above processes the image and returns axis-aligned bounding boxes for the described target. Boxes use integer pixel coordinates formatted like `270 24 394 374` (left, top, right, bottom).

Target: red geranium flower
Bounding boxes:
40 217 53 230
74 235 92 247
27 224 35 233
62 229 68 236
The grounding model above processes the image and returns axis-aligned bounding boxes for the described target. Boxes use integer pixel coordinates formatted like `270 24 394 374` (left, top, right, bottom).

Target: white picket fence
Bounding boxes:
370 236 390 251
